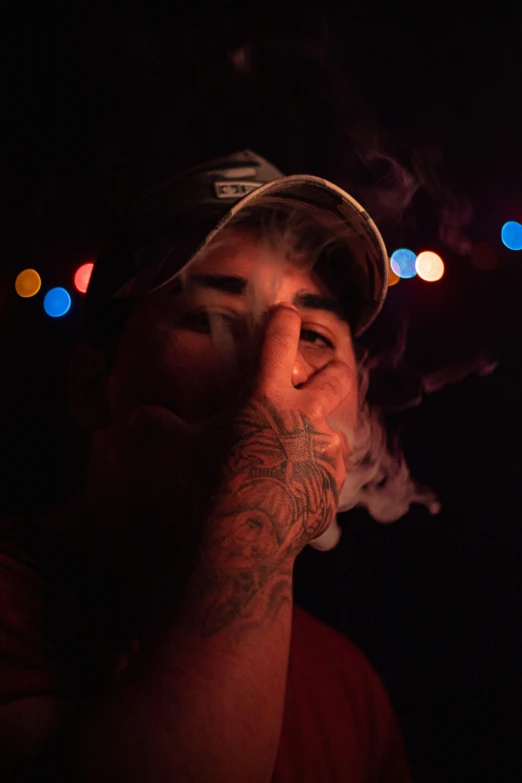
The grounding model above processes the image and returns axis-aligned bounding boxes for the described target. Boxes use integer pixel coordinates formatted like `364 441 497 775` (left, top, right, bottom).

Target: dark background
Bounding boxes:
1 4 520 781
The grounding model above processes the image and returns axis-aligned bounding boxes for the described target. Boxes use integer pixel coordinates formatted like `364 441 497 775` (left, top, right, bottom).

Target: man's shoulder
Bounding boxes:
292 604 374 669
291 604 392 708
283 605 413 782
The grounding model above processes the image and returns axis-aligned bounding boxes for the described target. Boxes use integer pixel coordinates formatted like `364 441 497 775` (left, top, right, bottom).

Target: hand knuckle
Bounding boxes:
330 431 342 450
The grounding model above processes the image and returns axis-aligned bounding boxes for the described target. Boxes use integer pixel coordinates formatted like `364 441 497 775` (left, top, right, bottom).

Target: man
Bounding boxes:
0 150 412 781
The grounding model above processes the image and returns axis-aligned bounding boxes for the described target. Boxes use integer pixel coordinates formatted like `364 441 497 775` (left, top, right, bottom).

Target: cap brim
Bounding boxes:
115 174 389 337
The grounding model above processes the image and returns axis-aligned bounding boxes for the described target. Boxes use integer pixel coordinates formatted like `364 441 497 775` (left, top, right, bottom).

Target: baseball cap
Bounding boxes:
85 149 389 338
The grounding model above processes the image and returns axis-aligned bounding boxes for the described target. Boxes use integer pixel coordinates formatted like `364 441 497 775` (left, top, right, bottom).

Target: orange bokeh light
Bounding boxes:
74 263 94 294
415 251 444 282
388 264 400 286
15 268 41 298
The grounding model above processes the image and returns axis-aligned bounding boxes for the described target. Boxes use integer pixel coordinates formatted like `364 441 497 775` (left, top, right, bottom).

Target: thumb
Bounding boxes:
256 304 301 393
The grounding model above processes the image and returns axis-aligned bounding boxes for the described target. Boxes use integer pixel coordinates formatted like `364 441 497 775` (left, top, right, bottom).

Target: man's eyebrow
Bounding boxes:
293 291 346 321
172 273 346 321
183 274 247 295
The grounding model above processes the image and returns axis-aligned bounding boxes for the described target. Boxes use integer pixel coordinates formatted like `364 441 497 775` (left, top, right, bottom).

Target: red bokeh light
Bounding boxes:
74 263 94 294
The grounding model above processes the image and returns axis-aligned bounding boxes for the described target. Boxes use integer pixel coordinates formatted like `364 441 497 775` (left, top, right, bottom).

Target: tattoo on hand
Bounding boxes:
196 396 340 637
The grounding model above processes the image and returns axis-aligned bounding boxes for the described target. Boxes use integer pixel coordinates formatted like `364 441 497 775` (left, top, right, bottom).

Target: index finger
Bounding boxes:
256 303 302 393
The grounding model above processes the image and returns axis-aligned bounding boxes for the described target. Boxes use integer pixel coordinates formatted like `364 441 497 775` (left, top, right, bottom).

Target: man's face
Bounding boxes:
105 228 358 438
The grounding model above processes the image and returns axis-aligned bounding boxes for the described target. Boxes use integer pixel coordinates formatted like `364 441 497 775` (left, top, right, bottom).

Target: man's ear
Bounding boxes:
67 340 111 430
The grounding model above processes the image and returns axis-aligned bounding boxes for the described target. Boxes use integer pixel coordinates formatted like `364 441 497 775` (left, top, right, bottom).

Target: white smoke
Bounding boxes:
309 359 441 552
309 333 499 551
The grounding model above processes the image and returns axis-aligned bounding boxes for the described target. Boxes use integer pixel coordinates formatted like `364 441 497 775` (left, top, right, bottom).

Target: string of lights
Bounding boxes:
12 221 522 318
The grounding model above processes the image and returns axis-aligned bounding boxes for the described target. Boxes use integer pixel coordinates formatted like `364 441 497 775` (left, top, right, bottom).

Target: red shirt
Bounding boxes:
0 516 412 782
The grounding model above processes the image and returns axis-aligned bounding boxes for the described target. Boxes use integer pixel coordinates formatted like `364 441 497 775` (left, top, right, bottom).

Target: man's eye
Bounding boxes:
182 312 237 334
300 329 334 349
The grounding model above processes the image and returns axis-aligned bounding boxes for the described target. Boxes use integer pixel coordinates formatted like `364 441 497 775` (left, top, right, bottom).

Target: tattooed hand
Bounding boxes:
129 303 352 548
206 303 352 555
175 303 354 635
126 304 353 631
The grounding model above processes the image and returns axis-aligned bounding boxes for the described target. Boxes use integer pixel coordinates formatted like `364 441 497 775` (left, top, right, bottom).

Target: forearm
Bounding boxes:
46 504 295 783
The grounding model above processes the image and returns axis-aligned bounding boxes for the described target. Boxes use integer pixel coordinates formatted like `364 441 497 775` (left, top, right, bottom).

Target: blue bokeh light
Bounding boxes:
43 287 72 317
501 221 522 250
390 248 417 279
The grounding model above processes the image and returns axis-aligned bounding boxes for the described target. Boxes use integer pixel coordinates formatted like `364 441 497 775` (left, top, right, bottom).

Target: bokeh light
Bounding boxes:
501 221 522 250
74 262 94 294
15 269 41 298
390 248 417 279
388 263 400 286
416 251 445 282
43 287 71 318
